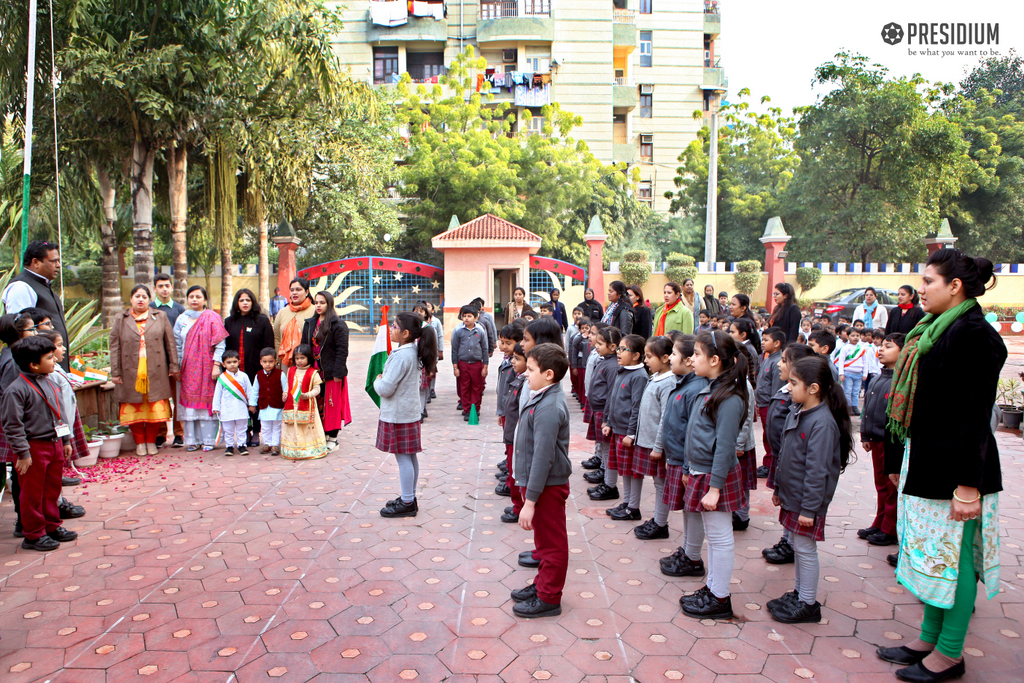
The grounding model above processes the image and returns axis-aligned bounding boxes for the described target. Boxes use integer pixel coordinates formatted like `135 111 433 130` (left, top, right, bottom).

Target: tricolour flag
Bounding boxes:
365 306 391 408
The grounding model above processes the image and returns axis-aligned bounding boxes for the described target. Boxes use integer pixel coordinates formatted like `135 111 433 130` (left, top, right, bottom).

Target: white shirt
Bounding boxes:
1 269 48 314
211 370 254 421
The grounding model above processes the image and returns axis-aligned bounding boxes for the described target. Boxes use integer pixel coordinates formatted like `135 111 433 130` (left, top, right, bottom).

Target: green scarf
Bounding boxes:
886 298 978 441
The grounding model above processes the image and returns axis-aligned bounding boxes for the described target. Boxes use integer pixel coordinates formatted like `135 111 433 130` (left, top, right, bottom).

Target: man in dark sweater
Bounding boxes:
511 344 571 619
1 241 70 371
858 333 905 547
1 337 78 551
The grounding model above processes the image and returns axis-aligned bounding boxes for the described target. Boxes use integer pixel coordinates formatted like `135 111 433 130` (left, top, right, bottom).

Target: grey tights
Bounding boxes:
685 510 734 599
627 475 643 508
597 442 617 486
791 533 819 604
395 453 420 503
652 477 669 526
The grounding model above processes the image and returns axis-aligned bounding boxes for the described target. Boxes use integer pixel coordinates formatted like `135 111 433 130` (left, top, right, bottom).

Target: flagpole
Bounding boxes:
21 0 39 268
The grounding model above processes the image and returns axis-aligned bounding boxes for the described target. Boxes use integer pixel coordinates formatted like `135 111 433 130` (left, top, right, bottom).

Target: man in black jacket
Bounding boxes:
2 241 69 371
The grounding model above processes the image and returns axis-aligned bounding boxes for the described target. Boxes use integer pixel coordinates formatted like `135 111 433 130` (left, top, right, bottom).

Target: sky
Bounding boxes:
718 0 1020 116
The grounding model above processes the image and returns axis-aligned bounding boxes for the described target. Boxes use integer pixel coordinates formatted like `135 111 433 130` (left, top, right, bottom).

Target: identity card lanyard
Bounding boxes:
20 373 71 438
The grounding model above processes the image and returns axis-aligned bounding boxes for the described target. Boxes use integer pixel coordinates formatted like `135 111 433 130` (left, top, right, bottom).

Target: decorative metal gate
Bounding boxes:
296 257 444 332
528 256 587 309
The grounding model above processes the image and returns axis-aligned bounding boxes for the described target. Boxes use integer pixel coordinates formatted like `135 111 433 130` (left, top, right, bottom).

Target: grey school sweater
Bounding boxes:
634 372 676 450
373 344 422 424
586 354 618 413
754 350 782 408
513 383 571 502
604 365 648 437
775 402 842 518
684 377 745 489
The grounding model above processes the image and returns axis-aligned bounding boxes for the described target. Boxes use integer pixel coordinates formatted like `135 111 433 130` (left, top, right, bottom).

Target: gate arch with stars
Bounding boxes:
296 257 444 332
528 256 587 311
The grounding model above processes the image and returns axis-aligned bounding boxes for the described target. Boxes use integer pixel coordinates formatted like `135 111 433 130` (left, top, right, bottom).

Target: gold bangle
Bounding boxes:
952 490 981 504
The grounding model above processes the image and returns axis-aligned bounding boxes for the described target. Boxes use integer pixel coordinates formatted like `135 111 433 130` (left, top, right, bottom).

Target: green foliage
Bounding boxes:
76 264 105 295
733 260 762 296
795 266 823 294
960 49 1024 111
65 300 108 356
619 250 652 286
665 253 698 284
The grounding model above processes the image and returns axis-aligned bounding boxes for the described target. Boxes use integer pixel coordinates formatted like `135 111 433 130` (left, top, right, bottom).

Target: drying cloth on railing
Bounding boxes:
514 84 551 106
411 1 445 20
371 1 409 26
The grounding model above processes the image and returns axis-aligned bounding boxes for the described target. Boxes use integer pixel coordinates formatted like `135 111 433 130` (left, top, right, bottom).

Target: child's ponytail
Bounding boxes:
696 330 749 422
396 311 438 376
791 356 854 471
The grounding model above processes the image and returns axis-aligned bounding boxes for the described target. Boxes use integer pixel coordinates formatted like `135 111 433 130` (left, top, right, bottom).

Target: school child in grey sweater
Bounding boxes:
755 328 787 477
500 346 528 522
451 305 489 420
585 326 622 501
630 336 677 540
601 334 649 520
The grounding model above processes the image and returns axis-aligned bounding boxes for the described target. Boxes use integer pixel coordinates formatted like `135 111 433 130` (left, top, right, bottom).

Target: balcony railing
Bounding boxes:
480 0 551 20
613 9 635 24
704 0 720 14
613 76 633 86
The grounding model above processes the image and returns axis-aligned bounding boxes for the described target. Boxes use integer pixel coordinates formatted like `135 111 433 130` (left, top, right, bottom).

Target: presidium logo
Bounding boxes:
880 21 1000 47
881 22 904 45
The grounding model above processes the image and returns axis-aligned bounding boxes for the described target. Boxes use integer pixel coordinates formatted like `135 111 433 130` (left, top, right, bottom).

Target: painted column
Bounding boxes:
584 215 607 303
759 216 791 313
272 236 301 295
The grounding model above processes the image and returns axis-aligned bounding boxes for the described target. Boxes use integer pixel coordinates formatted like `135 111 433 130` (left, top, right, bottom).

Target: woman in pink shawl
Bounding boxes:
173 286 230 452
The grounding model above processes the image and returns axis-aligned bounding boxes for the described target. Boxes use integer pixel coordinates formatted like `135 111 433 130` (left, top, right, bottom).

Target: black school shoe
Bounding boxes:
660 547 684 567
680 587 733 620
763 537 795 564
172 436 184 447
858 525 880 539
518 550 540 568
421 410 428 420
155 436 166 448
661 555 705 578
513 595 562 619
225 447 235 456
457 401 463 411
877 646 930 666
59 501 86 520
732 512 750 531
867 531 899 546
463 412 470 421
887 552 900 568
494 482 512 497
609 506 641 521
48 527 78 543
584 468 605 483
501 510 519 523
430 390 437 399
238 446 249 457
495 471 507 480
770 599 821 624
22 535 60 551
605 501 628 516
894 659 965 683
497 461 508 472
756 465 770 478
62 475 81 487
13 521 24 538
588 484 619 501
766 590 800 612
511 584 538 603
380 498 418 518
634 519 669 540
581 455 601 470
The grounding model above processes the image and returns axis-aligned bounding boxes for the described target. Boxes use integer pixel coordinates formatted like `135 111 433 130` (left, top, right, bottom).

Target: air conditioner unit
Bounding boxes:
503 49 517 63
640 84 654 95
640 134 654 144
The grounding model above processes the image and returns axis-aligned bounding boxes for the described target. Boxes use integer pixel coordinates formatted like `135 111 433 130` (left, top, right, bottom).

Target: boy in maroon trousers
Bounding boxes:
511 343 571 618
1 336 77 551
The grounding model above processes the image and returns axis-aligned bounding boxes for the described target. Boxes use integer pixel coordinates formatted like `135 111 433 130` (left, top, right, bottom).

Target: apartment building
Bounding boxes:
329 0 727 215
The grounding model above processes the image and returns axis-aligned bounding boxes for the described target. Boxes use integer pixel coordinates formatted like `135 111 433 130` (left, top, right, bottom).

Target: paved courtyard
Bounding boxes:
1 336 1022 682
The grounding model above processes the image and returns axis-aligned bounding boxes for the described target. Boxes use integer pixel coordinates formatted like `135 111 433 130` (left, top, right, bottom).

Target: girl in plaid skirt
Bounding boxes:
768 355 851 624
374 312 437 519
584 326 621 501
678 330 750 621
630 336 676 539
602 334 648 520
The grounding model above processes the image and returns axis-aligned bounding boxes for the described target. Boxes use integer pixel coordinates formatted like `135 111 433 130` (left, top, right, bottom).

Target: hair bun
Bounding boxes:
973 257 995 285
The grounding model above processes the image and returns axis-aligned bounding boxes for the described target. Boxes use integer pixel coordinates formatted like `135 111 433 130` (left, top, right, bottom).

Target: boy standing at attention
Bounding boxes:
212 350 254 456
808 330 840 381
451 305 489 421
755 328 786 478
1 336 77 551
837 326 869 415
510 343 571 618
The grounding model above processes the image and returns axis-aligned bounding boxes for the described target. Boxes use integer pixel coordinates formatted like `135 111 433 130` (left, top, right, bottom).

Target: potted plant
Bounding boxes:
997 378 1023 430
75 424 103 467
97 420 126 459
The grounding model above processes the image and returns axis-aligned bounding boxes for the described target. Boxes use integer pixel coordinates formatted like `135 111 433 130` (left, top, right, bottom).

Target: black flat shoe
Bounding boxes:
895 659 965 683
877 646 930 666
732 512 750 531
380 498 418 518
421 410 428 420
764 538 795 564
762 536 787 557
661 555 705 578
237 447 249 456
634 519 669 540
58 501 86 520
510 584 537 603
430 390 437 399
867 531 899 546
581 455 601 470
155 436 166 448
494 483 512 497
605 501 628 516
584 468 605 483
501 510 519 523
513 595 561 618
225 447 235 456
756 465 770 478
13 522 24 538
660 547 685 567
48 527 79 543
770 599 821 624
766 590 799 612
62 476 81 487
495 471 507 480
518 553 540 568
858 526 880 539
887 552 900 568
457 401 463 411
681 589 732 620
497 461 508 472
505 506 514 515
588 484 619 501
463 412 470 421
609 506 641 521
22 536 60 551
172 436 184 447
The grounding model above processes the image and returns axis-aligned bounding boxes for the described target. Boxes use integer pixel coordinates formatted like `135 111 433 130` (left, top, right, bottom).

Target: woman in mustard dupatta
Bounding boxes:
110 285 179 455
173 286 230 452
273 277 316 368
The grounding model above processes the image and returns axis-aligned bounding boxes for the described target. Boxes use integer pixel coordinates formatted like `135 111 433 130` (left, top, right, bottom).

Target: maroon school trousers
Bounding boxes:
757 406 773 468
505 444 525 513
19 439 65 540
868 441 898 535
530 482 570 604
457 361 484 413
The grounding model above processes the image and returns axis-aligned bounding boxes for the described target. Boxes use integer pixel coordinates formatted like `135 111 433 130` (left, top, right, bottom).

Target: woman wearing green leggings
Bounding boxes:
877 248 1006 683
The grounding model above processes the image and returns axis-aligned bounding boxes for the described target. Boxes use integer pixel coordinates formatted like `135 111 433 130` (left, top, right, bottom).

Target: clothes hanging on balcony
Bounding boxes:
492 73 505 87
411 1 445 20
371 1 408 27
541 73 552 85
514 84 551 107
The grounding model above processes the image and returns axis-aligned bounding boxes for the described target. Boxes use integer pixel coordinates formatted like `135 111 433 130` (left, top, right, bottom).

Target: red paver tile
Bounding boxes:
310 635 392 675
367 653 454 683
437 637 518 676
628 655 718 683
234 652 324 683
259 618 340 653
186 634 268 671
104 649 192 683
62 631 147 669
560 638 642 676
500 653 587 682
619 620 697 657
0 646 64 683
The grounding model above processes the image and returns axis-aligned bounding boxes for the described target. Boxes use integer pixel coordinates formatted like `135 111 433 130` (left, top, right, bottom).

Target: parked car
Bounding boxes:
813 288 901 323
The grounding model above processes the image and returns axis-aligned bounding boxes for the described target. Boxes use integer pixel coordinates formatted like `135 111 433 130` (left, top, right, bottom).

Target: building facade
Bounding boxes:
329 0 726 214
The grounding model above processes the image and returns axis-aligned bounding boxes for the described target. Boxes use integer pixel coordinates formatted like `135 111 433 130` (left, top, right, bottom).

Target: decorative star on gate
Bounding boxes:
412 285 421 293
392 295 402 304
394 273 403 281
431 281 440 289
373 275 382 284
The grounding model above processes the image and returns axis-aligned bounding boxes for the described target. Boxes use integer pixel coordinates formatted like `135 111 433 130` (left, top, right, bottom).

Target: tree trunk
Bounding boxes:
167 141 189 303
95 165 122 329
130 136 156 285
221 248 233 317
258 219 270 310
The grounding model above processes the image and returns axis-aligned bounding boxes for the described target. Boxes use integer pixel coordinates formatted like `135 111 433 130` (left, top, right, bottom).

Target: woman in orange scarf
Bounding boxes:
273 277 316 367
652 282 694 336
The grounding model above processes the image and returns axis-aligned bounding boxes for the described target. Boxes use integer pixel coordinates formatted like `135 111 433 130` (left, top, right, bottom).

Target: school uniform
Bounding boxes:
495 355 515 417
512 383 571 605
860 367 898 536
582 347 600 422
775 403 842 541
654 372 709 510
837 340 870 411
575 338 591 408
604 364 648 476
862 342 881 396
632 372 675 480
253 367 284 448
374 344 423 454
754 350 783 469
585 354 617 443
734 380 758 522
450 324 489 416
212 369 254 449
0 372 71 541
765 385 795 490
502 373 527 513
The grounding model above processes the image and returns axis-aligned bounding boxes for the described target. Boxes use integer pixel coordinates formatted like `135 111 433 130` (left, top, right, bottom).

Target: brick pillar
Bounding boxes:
759 217 791 313
272 236 301 294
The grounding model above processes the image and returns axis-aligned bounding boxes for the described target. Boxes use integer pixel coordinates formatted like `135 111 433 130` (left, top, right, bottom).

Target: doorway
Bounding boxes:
493 269 518 321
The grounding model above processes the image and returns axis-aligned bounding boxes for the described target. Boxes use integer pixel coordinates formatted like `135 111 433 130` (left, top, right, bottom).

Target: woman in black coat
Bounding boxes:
885 284 926 335
768 282 801 345
224 289 275 447
606 281 633 335
301 290 350 447
626 284 652 339
578 288 604 322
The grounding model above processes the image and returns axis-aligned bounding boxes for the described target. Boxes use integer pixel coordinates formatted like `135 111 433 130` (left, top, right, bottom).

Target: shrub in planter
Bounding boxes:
796 266 823 295
619 250 652 286
733 260 762 296
666 253 698 284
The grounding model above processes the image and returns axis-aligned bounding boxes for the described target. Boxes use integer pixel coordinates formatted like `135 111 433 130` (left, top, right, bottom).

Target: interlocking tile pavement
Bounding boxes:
2 336 1022 681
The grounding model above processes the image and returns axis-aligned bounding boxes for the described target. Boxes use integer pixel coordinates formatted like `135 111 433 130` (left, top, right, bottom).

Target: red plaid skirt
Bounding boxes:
682 464 744 513
585 410 605 441
739 448 757 491
582 401 592 423
375 420 422 454
577 368 587 403
662 464 688 510
780 508 827 541
631 445 667 479
606 433 634 474
70 411 90 463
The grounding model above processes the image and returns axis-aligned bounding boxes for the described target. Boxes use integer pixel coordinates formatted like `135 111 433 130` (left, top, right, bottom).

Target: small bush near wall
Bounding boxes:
796 266 823 295
620 250 653 286
666 253 698 284
733 260 762 296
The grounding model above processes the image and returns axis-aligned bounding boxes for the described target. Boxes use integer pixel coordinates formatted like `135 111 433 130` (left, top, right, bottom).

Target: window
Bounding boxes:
640 134 653 161
703 90 713 112
407 52 445 81
640 0 653 13
373 47 399 84
638 182 653 205
639 87 652 118
639 32 652 67
527 115 545 136
704 36 714 66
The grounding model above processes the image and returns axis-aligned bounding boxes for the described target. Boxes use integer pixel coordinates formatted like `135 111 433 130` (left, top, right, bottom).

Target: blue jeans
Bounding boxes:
842 375 863 410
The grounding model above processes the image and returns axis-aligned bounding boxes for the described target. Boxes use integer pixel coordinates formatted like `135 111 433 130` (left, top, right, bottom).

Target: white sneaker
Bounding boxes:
136 444 147 456
146 443 158 455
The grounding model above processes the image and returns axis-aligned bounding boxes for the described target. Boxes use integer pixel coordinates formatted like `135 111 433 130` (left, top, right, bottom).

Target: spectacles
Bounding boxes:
615 346 630 352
